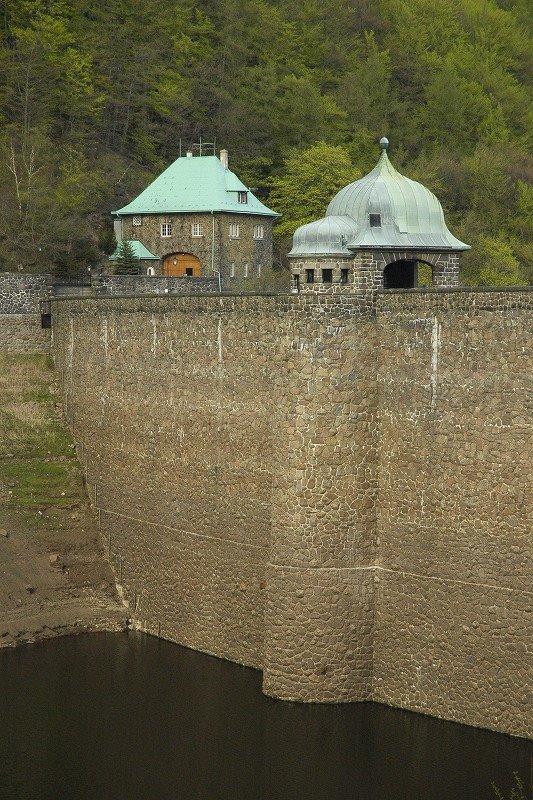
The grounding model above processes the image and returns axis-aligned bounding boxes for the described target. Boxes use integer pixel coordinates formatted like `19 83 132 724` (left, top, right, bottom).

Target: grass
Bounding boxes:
493 773 530 800
0 354 74 459
0 354 87 524
2 460 83 509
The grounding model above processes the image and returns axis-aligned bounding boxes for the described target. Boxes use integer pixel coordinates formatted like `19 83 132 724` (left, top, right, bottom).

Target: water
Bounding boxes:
0 633 530 800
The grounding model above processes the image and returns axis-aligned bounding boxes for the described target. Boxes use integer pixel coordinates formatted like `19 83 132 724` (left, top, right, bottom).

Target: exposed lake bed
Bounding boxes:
0 632 530 800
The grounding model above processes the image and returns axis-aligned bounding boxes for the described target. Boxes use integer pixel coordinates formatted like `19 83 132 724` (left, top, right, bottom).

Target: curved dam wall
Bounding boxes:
50 290 531 737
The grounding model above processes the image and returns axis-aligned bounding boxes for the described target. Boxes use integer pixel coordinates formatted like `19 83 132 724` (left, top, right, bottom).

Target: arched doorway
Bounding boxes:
383 259 417 289
162 253 201 277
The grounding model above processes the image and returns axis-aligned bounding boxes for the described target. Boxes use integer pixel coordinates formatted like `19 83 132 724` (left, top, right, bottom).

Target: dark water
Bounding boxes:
0 633 530 800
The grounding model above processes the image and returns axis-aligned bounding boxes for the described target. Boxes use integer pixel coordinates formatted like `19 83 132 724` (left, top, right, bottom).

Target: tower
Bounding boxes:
289 138 469 292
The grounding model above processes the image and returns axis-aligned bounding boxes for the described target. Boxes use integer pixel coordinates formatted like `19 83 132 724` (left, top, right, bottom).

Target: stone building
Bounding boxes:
111 149 280 289
290 138 469 292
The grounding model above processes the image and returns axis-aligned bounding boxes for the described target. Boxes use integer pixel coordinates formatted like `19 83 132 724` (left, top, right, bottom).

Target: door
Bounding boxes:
162 253 201 277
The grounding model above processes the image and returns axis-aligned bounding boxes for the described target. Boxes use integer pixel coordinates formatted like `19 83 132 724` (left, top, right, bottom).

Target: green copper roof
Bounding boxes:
109 241 159 260
291 216 360 256
114 155 280 218
290 138 469 256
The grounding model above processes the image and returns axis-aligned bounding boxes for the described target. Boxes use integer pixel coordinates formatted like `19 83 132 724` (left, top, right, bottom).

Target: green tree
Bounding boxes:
461 234 524 286
269 142 360 238
114 241 139 275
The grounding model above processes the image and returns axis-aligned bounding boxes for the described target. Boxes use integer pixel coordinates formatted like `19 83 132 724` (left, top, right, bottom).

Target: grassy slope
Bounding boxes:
0 354 125 645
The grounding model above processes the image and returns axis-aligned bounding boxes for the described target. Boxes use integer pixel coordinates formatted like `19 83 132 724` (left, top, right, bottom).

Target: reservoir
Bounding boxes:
0 632 530 800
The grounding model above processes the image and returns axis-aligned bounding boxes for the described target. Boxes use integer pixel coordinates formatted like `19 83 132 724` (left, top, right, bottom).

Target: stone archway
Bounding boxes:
383 259 417 288
162 253 201 277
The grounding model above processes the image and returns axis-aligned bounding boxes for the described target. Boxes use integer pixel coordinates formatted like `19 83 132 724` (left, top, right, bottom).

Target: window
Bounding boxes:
161 222 172 237
229 223 240 238
238 191 248 204
230 263 235 278
253 225 264 239
340 268 349 284
322 268 333 283
191 223 204 237
185 267 193 276
306 269 314 284
243 263 248 278
146 267 155 276
132 216 142 226
369 214 381 227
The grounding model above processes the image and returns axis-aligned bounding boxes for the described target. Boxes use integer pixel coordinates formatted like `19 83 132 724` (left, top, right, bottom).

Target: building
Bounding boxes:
289 137 470 292
111 149 280 289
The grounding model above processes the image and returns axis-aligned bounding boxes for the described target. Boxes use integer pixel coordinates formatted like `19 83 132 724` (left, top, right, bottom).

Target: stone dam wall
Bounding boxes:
50 289 532 737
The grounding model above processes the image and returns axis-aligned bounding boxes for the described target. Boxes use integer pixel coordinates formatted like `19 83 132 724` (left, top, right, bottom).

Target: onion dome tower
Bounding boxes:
289 137 469 292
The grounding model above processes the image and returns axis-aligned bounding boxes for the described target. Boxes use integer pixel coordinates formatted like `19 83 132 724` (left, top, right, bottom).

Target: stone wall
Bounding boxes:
91 275 219 295
290 251 460 292
0 274 51 352
0 314 50 352
0 273 51 313
50 288 532 736
373 288 532 735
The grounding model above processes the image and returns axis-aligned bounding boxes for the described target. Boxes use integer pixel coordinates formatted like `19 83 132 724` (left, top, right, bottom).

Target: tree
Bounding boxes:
461 235 524 286
269 142 360 238
114 241 139 275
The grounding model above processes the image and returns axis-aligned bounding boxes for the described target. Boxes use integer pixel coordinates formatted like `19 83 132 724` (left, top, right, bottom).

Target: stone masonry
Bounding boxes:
0 273 52 313
120 212 274 290
91 275 219 296
50 288 532 737
290 251 460 292
0 274 51 352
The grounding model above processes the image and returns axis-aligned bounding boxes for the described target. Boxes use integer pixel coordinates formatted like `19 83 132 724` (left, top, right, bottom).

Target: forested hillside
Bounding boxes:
0 0 531 283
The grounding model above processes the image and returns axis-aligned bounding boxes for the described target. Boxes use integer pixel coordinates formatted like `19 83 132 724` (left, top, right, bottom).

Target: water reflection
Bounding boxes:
0 632 530 800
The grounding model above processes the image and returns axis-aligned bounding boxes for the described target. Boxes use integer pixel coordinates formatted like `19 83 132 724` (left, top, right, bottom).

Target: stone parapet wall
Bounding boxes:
91 274 220 295
0 273 52 313
0 314 50 352
50 289 532 736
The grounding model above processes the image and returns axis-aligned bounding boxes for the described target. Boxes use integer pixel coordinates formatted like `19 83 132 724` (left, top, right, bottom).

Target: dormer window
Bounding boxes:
238 191 248 204
369 214 381 227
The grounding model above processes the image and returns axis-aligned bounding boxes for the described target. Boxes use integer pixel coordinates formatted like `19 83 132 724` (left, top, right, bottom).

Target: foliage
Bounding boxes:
0 0 530 284
114 240 140 275
269 143 360 237
492 772 529 800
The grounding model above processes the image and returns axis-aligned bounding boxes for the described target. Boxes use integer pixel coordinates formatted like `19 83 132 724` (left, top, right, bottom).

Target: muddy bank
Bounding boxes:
0 353 127 648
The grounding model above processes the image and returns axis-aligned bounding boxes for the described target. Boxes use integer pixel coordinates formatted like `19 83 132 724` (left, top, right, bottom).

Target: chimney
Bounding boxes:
186 151 193 158
219 149 229 169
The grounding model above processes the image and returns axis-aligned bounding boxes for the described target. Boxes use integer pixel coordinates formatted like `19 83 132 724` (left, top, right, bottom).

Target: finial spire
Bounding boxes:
379 136 389 151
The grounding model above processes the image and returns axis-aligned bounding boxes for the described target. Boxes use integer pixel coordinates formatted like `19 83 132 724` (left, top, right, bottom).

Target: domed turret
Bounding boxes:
290 215 360 257
326 137 469 252
289 138 469 292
